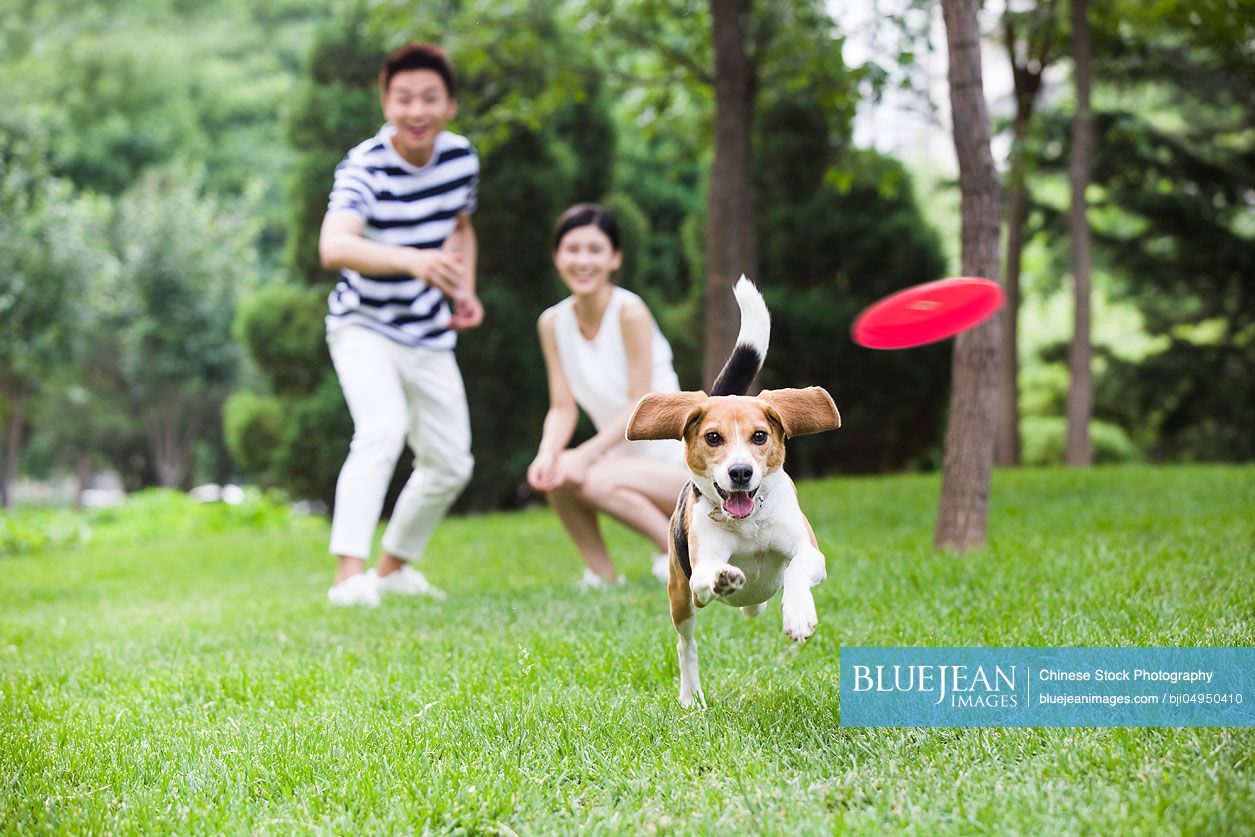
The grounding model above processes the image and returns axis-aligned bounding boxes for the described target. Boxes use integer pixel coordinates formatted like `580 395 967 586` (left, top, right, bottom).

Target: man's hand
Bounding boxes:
449 294 484 331
408 249 468 301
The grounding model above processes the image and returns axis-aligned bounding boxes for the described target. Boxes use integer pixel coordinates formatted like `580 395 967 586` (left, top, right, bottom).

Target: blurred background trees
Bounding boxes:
1015 0 1253 464
0 0 1249 510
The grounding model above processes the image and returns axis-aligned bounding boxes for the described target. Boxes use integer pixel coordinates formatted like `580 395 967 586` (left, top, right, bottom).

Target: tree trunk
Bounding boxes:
151 415 194 489
935 0 1003 553
151 419 176 488
1065 0 1094 466
996 9 1053 468
1 391 25 508
75 452 92 509
704 0 759 388
997 155 1026 468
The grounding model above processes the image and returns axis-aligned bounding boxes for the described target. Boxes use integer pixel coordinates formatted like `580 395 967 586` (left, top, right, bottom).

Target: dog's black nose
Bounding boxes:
728 464 753 487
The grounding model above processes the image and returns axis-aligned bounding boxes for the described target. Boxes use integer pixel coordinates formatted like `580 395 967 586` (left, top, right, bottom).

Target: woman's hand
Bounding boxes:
527 450 560 492
552 448 594 488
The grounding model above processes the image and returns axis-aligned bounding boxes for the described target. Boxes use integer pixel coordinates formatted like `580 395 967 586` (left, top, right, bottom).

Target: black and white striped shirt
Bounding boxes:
325 124 479 349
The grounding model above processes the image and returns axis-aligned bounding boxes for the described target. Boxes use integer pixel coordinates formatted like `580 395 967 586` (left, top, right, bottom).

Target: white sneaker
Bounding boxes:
327 572 381 607
577 568 625 590
370 565 446 599
651 553 670 584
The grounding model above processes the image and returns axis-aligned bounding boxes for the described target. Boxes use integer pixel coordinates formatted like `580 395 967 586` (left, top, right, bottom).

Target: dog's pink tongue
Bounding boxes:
724 491 754 518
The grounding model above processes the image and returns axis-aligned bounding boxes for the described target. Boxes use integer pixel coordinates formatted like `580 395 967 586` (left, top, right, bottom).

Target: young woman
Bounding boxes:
527 204 689 587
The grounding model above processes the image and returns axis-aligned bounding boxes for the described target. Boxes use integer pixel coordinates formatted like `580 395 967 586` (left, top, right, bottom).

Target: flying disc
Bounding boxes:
851 277 1004 349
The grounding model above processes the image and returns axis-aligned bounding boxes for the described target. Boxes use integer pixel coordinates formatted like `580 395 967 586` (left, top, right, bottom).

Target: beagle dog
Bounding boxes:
626 277 840 708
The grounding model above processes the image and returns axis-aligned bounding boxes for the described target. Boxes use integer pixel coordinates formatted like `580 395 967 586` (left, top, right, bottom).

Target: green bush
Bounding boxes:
234 283 330 396
1021 416 1140 466
754 96 952 475
223 390 286 481
1 487 310 558
86 488 308 543
0 512 85 557
271 374 352 507
228 279 349 502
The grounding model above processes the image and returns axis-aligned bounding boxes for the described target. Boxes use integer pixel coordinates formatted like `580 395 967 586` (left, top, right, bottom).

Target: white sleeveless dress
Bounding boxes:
551 287 685 464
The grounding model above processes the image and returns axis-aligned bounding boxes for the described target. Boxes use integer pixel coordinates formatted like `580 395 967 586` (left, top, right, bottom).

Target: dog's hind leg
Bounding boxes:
670 570 705 708
741 602 766 618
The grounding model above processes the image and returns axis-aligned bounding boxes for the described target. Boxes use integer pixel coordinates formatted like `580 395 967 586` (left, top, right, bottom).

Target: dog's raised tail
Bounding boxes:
710 276 770 397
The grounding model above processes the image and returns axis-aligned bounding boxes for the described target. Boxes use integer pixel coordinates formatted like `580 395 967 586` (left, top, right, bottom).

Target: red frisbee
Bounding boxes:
851 277 1004 349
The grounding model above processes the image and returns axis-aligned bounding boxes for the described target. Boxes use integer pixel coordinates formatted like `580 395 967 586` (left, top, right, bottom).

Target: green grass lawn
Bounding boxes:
2 465 1253 833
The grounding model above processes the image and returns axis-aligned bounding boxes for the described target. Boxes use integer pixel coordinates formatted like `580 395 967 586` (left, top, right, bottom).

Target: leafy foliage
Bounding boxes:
234 283 330 396
0 119 115 500
1 0 329 492
754 96 950 474
1029 1 1255 461
222 391 286 483
270 374 352 506
284 5 384 286
456 123 587 508
107 164 254 486
8 0 1245 508
0 128 110 401
225 282 342 497
1020 416 1138 466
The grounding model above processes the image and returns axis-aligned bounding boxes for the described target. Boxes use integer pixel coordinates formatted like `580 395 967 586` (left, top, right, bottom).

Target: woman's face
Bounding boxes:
553 225 622 296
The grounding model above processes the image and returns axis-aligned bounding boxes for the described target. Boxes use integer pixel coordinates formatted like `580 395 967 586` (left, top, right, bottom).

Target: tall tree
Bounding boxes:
111 165 253 488
1064 0 1095 465
1013 0 1252 463
586 0 857 386
997 0 1058 467
704 0 759 386
935 0 1003 552
1084 0 1254 462
0 125 109 506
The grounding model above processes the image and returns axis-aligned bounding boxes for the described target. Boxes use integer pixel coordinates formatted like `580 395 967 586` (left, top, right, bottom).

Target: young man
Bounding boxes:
318 43 482 606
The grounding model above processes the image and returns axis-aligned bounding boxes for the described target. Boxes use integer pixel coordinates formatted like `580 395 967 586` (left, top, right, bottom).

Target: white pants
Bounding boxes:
327 327 473 561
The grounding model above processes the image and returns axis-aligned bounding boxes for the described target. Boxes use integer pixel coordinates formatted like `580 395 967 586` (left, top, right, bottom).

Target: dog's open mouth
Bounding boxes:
715 485 757 519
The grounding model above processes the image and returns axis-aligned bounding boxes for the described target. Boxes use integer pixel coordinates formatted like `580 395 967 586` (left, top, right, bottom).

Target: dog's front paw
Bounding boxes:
713 566 745 598
781 590 818 642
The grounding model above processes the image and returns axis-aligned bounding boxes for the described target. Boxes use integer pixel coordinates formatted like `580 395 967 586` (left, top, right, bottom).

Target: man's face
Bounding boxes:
382 68 456 165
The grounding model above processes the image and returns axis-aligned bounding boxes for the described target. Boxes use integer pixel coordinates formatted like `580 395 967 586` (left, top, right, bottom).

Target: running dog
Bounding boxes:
626 276 841 708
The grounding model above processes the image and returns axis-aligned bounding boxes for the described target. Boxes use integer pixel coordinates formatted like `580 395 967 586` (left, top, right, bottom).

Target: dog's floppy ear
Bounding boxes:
626 391 709 441
759 387 841 437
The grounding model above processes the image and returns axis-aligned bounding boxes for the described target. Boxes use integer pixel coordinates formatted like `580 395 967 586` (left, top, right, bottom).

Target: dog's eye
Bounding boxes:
751 430 768 445
704 431 723 447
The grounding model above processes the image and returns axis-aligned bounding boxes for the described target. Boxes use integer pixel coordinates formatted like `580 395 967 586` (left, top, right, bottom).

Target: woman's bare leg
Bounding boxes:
546 485 619 580
580 457 689 552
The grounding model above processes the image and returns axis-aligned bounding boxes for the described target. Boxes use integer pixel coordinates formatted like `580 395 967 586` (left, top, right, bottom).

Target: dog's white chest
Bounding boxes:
721 550 788 606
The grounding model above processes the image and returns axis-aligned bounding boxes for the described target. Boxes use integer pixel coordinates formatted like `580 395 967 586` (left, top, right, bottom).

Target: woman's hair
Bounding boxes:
551 203 621 252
